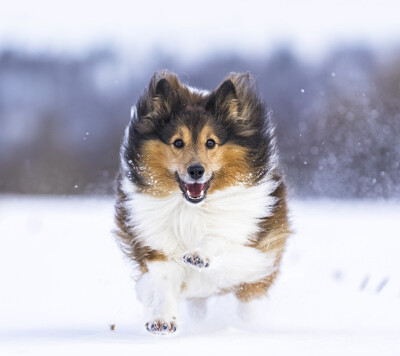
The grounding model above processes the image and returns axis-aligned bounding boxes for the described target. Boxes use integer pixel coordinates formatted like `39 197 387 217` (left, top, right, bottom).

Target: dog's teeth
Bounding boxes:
186 189 205 200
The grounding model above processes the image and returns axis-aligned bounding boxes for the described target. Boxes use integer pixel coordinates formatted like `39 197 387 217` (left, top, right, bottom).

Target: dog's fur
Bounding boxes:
114 71 290 334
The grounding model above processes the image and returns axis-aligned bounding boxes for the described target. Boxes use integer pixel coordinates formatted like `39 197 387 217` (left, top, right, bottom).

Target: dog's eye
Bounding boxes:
173 139 184 148
206 139 216 149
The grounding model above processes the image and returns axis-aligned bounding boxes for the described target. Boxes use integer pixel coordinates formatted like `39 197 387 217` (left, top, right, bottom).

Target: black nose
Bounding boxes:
187 164 205 180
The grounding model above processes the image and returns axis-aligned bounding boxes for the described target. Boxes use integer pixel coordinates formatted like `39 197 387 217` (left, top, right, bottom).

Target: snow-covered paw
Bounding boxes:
183 252 210 270
145 319 177 335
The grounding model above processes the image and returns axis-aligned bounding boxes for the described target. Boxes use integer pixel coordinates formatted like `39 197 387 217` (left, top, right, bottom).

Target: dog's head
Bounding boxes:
123 71 275 204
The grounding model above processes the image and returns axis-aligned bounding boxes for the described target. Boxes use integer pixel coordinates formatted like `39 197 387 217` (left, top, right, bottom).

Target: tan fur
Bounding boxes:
138 124 252 197
234 271 280 302
234 181 291 302
137 140 179 197
206 144 251 193
252 181 290 253
114 177 167 272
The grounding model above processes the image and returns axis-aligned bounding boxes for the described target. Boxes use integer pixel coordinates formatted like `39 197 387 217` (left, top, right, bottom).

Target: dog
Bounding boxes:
114 71 290 335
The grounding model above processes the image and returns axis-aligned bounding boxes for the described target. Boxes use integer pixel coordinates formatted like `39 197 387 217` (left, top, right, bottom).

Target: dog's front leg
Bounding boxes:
136 260 183 335
182 250 210 270
182 237 218 271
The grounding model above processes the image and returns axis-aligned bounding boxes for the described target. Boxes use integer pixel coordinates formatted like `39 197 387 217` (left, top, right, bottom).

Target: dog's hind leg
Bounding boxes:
234 271 279 321
234 270 279 303
136 260 184 335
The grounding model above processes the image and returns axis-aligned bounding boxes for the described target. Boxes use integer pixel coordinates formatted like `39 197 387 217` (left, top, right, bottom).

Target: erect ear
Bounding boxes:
136 73 182 123
155 78 173 101
205 79 239 119
152 78 181 116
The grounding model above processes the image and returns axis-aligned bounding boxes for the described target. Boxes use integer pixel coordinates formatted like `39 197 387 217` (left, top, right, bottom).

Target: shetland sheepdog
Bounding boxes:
114 71 290 335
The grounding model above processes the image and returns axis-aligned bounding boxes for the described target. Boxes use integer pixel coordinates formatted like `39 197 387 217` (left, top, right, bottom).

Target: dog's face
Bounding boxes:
166 123 222 203
138 109 250 204
125 73 270 204
163 119 252 203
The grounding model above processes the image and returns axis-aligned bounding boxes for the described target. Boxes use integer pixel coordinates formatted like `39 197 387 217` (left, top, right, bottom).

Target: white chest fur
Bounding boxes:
122 177 279 297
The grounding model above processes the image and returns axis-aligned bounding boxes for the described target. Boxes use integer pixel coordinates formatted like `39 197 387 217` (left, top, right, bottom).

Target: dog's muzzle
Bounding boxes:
176 172 211 204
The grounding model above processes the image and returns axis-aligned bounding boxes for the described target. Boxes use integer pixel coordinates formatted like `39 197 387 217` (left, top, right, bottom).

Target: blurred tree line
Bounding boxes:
0 46 399 198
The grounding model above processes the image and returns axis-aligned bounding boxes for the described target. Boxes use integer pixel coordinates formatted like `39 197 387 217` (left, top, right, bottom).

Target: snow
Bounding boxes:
0 196 399 355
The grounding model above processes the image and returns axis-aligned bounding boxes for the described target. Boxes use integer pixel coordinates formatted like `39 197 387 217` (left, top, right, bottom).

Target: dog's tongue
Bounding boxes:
186 183 205 198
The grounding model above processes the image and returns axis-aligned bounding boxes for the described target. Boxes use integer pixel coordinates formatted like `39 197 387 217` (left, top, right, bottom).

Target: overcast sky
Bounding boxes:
1 0 399 59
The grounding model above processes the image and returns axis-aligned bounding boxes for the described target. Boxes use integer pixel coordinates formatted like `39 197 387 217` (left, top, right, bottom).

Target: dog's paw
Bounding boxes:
183 251 210 270
145 319 177 335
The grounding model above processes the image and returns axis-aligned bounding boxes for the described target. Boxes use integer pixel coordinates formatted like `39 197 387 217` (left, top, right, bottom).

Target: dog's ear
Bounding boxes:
135 72 181 133
150 77 181 119
205 79 239 119
155 78 180 109
137 72 181 118
155 78 173 100
207 74 262 138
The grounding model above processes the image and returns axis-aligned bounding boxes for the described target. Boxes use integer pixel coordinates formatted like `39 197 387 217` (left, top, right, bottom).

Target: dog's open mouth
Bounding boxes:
176 175 211 204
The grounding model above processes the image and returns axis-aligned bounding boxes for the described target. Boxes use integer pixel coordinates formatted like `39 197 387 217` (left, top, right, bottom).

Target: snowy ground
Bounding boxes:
0 196 399 355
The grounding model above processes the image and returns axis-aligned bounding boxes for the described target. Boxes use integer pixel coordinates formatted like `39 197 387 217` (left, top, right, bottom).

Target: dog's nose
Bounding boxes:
187 164 205 180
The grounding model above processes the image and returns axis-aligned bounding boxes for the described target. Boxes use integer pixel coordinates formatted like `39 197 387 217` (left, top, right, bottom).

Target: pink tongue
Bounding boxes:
186 183 205 197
